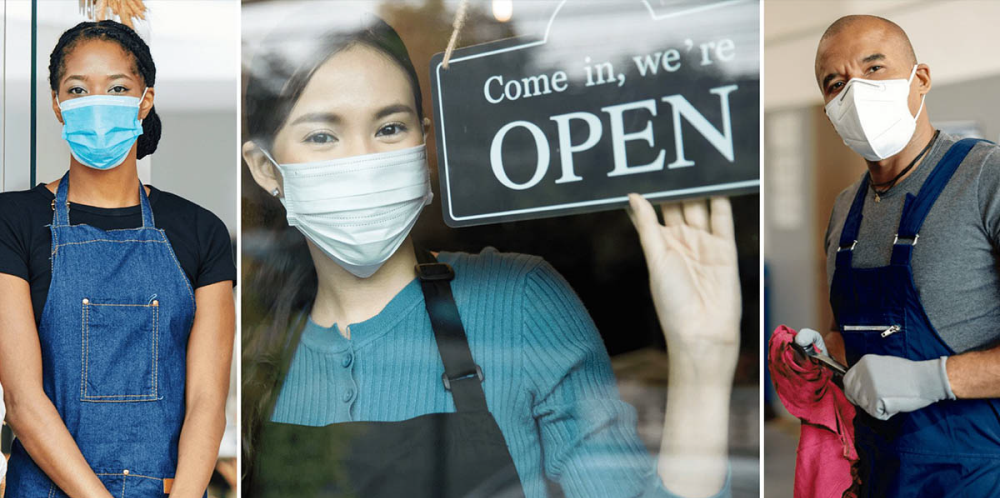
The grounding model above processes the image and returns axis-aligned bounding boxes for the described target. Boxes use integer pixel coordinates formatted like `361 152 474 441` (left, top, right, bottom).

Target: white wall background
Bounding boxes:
765 0 1000 111
2 0 239 235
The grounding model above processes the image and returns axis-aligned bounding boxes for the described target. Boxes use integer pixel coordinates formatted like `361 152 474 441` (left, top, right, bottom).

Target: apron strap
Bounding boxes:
890 138 986 265
50 171 156 228
138 180 155 228
835 173 870 269
415 249 489 413
52 172 71 227
264 250 490 418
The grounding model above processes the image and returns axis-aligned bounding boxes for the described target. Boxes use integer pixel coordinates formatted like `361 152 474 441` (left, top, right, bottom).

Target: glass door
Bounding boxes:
1 0 33 192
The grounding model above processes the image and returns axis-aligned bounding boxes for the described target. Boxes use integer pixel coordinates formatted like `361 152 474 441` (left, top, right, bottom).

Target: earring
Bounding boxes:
271 188 280 197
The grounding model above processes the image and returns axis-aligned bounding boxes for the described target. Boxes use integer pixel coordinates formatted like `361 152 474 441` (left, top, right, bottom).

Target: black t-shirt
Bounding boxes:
0 184 236 326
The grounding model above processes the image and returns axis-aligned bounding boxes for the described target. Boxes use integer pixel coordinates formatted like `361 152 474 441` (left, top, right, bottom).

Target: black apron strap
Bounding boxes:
262 251 489 416
415 249 489 413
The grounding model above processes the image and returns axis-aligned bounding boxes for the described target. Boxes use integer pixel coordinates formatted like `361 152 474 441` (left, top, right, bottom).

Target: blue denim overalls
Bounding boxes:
830 138 1000 497
5 172 197 497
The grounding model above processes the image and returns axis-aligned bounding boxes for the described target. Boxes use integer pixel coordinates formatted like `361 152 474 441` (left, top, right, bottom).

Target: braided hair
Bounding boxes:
49 20 161 159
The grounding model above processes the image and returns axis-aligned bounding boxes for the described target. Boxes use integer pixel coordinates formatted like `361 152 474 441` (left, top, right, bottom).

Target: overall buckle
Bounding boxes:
837 240 858 252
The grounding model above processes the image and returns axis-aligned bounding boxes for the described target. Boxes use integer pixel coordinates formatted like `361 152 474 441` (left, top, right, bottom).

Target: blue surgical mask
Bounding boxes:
57 88 147 170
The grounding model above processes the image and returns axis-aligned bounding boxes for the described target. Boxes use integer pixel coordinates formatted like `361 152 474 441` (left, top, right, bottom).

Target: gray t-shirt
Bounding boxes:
825 132 1000 353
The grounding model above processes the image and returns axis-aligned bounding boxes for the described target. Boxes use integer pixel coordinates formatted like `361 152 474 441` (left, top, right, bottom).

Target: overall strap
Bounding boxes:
835 173 870 269
51 171 156 228
415 249 489 413
890 138 985 265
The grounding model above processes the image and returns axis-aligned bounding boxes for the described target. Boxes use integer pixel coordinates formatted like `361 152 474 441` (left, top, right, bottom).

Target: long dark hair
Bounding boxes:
49 20 161 159
241 17 424 471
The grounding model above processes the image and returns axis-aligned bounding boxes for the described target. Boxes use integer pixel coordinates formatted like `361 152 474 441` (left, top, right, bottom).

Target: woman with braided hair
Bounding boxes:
0 20 236 497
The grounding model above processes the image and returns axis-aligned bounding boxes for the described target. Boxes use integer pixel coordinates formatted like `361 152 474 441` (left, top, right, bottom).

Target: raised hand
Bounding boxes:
627 194 741 369
628 194 741 496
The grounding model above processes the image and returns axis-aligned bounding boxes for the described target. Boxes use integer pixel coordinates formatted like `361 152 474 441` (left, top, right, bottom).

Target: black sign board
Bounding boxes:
429 0 760 227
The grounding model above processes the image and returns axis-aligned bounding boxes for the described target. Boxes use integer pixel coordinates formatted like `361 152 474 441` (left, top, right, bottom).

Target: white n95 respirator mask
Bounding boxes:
825 65 925 161
263 144 433 278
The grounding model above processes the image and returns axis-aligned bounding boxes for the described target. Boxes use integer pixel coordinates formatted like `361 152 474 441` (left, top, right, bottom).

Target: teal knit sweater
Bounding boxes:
271 248 730 498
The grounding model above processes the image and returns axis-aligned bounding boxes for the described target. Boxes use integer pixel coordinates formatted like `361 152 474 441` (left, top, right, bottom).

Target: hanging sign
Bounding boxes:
429 0 760 227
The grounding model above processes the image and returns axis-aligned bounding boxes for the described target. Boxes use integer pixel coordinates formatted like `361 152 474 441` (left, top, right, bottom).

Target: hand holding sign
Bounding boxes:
628 193 740 496
627 194 741 377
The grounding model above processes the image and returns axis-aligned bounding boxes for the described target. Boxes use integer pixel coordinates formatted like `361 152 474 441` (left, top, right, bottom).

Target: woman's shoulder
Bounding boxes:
0 184 52 202
150 187 213 215
436 247 571 299
437 246 549 281
0 185 55 220
148 187 228 230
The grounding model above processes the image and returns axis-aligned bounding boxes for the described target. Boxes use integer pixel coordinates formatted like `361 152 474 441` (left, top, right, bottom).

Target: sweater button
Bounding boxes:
342 389 355 403
342 354 353 368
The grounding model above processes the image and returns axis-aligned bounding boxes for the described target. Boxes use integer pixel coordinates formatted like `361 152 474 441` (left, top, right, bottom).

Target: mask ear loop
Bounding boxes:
259 148 280 169
907 64 926 120
257 148 287 199
137 87 149 123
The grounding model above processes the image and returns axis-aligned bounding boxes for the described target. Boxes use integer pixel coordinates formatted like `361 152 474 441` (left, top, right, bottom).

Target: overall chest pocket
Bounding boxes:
839 313 908 366
81 297 161 402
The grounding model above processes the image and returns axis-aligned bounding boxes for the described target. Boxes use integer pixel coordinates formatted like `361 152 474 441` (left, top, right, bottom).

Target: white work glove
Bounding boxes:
844 354 956 420
794 328 827 355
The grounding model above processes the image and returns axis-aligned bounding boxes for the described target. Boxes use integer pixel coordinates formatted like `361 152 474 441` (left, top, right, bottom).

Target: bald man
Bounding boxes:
795 14 1000 497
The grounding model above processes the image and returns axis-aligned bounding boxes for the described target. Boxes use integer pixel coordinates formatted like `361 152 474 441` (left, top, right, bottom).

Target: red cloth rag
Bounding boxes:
768 325 858 498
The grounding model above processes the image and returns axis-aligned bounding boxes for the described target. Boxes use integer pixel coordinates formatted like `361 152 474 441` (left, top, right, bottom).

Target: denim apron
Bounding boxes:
830 138 1000 497
247 250 527 498
5 172 197 497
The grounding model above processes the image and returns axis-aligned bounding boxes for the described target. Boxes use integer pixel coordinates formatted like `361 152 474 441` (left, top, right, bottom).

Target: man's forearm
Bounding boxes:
824 328 847 365
946 345 1000 398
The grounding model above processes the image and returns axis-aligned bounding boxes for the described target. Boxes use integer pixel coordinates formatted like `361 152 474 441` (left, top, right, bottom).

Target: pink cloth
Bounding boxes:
768 325 858 498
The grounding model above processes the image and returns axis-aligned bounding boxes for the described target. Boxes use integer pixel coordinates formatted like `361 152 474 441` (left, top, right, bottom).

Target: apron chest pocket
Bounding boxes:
81 297 161 402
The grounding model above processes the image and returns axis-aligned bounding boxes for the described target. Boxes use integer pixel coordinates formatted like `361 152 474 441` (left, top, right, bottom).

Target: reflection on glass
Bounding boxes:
241 2 760 497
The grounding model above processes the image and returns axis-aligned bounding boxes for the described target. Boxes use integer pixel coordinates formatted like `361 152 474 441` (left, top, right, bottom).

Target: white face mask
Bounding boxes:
825 64 925 161
263 144 433 278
